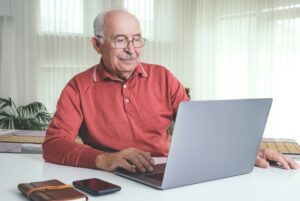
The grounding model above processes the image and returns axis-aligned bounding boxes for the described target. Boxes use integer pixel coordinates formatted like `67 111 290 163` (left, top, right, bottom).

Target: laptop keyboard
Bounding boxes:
145 172 164 181
143 163 166 181
150 163 166 173
115 163 166 181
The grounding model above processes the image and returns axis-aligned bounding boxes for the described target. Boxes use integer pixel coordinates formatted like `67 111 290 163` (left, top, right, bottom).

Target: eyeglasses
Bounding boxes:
97 36 146 49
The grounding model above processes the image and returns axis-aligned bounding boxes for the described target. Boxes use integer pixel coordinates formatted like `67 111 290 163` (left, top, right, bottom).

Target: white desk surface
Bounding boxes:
1 153 300 201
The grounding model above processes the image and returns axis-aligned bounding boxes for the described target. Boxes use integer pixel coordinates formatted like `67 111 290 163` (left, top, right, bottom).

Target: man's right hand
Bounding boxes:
95 147 154 173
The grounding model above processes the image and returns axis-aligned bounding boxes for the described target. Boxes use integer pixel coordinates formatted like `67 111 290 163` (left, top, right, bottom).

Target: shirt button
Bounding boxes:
123 84 127 88
124 98 130 103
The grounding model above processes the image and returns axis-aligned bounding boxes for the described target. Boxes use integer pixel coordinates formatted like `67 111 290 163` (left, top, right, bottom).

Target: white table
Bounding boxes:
1 153 300 201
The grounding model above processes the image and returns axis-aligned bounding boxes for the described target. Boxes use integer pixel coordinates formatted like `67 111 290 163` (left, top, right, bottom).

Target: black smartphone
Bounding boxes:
73 178 121 196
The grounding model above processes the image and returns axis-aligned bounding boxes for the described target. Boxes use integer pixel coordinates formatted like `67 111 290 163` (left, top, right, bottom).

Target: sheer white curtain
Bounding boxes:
0 0 299 141
0 0 122 112
0 0 39 104
192 0 300 140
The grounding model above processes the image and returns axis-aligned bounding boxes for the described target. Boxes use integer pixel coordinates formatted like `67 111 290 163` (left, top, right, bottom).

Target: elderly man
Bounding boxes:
43 9 298 173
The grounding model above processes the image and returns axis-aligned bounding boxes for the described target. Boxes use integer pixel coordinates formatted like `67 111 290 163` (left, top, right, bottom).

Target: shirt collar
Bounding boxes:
134 63 148 78
93 59 148 82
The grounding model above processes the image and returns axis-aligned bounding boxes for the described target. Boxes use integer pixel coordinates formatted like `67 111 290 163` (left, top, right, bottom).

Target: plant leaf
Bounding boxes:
0 98 12 110
0 118 10 129
0 111 13 117
0 114 16 129
36 112 52 124
18 118 45 130
0 99 51 130
18 102 48 119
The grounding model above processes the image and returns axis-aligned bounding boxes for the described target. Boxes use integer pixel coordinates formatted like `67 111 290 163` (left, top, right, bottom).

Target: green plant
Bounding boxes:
0 97 52 130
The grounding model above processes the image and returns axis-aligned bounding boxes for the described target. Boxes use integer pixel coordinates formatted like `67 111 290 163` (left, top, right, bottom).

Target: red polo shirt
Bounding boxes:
43 62 189 169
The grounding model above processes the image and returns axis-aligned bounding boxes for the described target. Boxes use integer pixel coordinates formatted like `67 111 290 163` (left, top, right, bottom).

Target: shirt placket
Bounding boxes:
122 83 132 112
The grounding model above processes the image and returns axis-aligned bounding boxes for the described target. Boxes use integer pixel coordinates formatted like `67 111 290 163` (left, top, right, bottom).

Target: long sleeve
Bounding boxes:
42 80 102 169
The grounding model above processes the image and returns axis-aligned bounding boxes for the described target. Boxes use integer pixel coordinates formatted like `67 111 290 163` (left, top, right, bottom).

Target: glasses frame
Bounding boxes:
96 35 146 49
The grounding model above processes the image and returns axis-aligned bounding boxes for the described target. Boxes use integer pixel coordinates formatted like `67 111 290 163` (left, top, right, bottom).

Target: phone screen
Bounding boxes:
73 178 121 196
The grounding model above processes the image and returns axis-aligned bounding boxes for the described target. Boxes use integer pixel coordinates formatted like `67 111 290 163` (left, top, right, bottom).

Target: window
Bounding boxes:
212 2 300 141
40 0 83 34
276 18 300 43
124 0 154 39
124 0 153 21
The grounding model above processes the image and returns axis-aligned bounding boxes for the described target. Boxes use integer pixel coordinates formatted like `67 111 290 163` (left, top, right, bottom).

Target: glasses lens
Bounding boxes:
133 38 145 48
114 38 145 48
115 39 127 48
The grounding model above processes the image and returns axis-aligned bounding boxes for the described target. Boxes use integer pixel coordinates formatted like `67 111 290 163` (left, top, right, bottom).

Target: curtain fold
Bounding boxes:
0 0 39 104
0 0 300 141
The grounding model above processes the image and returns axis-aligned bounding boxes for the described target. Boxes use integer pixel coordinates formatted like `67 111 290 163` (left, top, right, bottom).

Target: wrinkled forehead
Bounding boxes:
103 11 141 38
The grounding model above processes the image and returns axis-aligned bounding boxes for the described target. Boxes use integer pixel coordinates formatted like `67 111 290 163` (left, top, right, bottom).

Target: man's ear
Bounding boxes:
91 37 102 55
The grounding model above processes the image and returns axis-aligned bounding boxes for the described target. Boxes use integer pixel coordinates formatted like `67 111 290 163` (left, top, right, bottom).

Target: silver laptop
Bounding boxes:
114 98 272 190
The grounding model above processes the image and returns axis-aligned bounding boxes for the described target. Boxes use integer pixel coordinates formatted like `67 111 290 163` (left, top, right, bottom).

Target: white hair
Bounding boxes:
93 8 138 43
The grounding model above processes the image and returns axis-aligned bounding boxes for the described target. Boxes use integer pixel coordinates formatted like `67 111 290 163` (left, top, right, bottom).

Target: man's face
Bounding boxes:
100 11 142 80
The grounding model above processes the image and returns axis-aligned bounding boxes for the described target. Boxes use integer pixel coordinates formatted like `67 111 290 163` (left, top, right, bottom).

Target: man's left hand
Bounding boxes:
256 148 299 170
